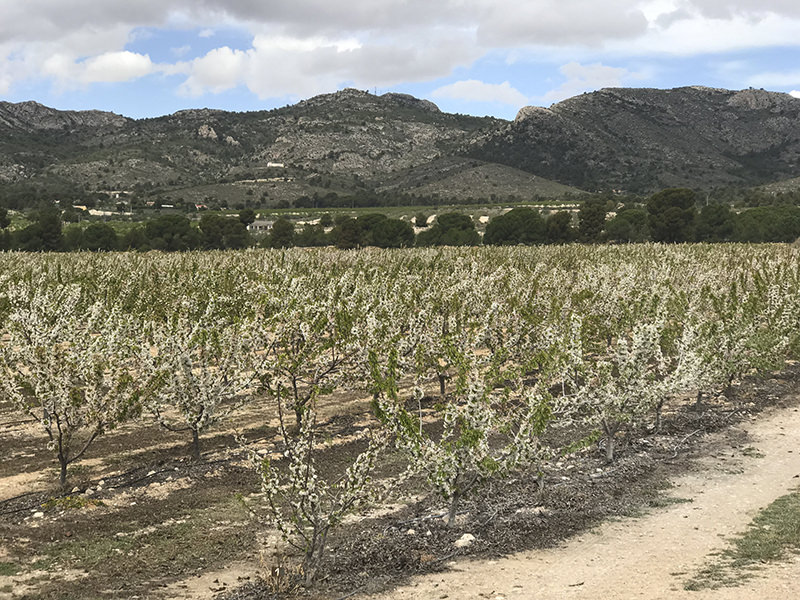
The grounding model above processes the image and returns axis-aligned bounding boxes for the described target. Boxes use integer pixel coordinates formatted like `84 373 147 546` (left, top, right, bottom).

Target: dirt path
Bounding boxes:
361 402 800 600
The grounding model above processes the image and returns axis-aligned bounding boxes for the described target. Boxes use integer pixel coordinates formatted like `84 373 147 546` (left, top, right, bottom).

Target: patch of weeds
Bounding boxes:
741 446 765 459
647 496 693 509
685 488 800 590
0 561 19 576
68 464 91 477
46 463 92 484
34 534 136 571
41 495 105 511
28 496 256 599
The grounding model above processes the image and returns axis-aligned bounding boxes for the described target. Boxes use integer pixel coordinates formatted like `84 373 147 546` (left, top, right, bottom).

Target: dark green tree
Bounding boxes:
647 188 697 243
605 208 650 243
545 211 576 244
0 207 10 249
199 214 250 249
295 224 329 247
143 214 202 251
267 218 296 249
63 225 84 251
332 218 361 249
484 208 547 245
14 206 64 251
199 213 227 249
239 208 256 226
578 197 607 242
0 208 11 230
733 206 800 242
363 215 414 248
695 204 735 242
120 226 150 251
82 223 119 251
417 213 481 247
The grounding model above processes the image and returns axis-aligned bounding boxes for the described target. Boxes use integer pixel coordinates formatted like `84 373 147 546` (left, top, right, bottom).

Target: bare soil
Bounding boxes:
2 368 800 600
356 398 800 600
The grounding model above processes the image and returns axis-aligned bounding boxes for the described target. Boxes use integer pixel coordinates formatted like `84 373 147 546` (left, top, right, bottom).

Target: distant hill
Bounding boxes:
2 86 800 206
467 86 800 192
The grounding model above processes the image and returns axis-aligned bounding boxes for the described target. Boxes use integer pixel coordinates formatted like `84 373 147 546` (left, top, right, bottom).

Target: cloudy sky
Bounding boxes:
2 0 800 120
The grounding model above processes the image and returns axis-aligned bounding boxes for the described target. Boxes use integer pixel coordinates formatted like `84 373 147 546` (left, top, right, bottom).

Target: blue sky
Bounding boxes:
2 1 800 121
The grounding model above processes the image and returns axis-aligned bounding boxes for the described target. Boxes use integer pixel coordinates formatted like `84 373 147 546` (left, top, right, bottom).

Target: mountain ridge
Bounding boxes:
2 86 800 204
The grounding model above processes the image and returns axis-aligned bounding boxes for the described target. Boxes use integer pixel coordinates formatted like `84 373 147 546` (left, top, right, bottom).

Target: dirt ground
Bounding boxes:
2 369 800 600
359 401 800 600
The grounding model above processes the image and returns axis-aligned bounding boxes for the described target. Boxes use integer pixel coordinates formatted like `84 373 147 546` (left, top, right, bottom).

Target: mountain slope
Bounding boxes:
2 86 800 202
467 86 800 192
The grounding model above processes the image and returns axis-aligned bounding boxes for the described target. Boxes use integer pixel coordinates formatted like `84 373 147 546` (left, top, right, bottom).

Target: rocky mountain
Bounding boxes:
2 86 800 205
468 86 800 192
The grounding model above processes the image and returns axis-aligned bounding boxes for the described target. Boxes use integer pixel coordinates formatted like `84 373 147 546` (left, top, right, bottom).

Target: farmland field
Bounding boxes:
1 245 799 599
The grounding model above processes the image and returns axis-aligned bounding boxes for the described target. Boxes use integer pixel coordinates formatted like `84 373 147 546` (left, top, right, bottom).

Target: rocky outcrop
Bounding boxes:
3 86 800 195
469 86 800 191
0 101 128 131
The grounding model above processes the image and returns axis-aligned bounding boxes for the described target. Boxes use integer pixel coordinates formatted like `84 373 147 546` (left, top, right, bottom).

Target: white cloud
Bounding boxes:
81 51 154 83
175 31 478 100
4 1 800 104
41 50 154 86
542 62 633 104
478 0 649 47
432 80 528 106
617 10 800 55
179 46 248 95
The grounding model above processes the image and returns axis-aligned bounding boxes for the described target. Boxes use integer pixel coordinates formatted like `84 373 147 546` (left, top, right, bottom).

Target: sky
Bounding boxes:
2 1 800 121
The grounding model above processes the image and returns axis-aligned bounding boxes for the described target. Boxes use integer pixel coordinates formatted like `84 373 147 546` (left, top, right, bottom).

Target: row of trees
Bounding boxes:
2 246 799 581
485 190 800 246
4 188 800 253
0 209 258 252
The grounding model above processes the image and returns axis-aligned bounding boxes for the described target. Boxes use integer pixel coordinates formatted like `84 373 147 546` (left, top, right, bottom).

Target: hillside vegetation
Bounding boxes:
3 86 800 206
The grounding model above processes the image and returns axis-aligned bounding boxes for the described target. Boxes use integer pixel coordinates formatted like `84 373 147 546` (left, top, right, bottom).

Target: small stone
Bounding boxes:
98 480 105 487
454 533 475 548
33 511 44 519
147 470 156 477
85 488 94 497
71 487 80 494
406 528 416 536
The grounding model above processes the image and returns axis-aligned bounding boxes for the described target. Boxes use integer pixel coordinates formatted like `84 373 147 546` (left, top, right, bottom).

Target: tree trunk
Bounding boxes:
191 428 201 461
439 373 447 398
535 470 546 502
602 419 616 463
605 436 615 463
654 397 665 433
447 488 460 527
724 373 736 399
59 454 68 489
